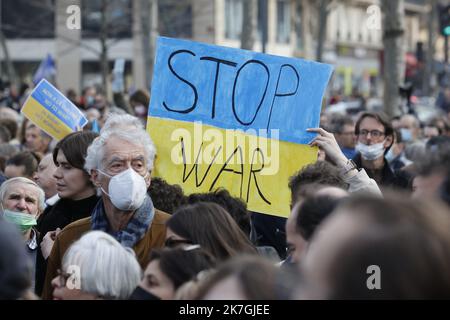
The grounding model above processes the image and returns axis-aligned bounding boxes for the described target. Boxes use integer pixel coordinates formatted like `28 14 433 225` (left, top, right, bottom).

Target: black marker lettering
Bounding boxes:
163 50 198 113
180 138 222 187
246 148 271 205
266 64 299 130
200 57 237 119
232 60 270 125
209 147 244 197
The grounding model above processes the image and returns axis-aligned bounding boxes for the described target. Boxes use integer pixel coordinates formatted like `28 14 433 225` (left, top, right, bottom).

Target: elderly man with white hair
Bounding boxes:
41 114 170 299
0 177 46 291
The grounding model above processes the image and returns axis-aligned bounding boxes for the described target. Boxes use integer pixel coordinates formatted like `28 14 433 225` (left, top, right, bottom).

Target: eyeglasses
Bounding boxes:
286 244 295 256
56 269 72 287
182 244 201 251
357 129 385 138
164 238 193 248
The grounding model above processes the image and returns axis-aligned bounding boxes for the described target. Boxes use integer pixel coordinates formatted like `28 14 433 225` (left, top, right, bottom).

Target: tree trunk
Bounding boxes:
100 0 109 96
381 0 405 118
316 0 329 62
145 0 159 88
139 0 158 90
423 0 437 96
298 0 313 59
241 0 257 50
0 29 18 88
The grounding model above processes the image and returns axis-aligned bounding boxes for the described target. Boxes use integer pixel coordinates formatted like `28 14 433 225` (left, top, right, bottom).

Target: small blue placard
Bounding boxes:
31 79 88 130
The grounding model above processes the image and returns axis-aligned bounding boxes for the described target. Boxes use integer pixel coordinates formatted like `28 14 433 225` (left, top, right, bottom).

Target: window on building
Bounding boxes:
1 0 55 38
225 0 243 40
81 0 132 39
159 1 192 38
276 0 290 43
82 60 131 89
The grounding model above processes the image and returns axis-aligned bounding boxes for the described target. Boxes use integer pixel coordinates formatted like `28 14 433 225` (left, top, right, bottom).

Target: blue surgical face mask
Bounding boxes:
355 141 386 161
400 128 412 142
86 95 95 107
385 147 396 162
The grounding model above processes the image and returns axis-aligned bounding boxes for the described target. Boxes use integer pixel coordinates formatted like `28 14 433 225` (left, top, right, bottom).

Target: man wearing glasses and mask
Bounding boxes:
308 112 408 193
41 114 170 299
352 112 409 189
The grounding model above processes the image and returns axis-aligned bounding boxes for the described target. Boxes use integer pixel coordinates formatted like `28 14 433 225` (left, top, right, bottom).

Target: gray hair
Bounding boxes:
405 141 426 162
62 230 141 299
328 113 354 134
84 113 156 173
401 114 421 129
0 143 19 159
0 177 45 213
26 122 52 140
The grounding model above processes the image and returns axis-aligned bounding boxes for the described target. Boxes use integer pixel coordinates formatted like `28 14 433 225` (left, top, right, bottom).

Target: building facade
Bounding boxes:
0 0 433 97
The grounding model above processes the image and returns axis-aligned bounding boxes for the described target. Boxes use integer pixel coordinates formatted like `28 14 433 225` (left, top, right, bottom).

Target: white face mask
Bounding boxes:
355 141 386 161
98 168 148 211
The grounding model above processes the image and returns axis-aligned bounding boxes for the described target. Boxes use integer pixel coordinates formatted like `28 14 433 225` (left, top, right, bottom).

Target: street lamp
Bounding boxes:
439 4 450 63
444 25 450 37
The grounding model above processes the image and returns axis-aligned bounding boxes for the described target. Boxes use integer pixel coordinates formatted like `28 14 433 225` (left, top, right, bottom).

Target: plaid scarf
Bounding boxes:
91 195 155 248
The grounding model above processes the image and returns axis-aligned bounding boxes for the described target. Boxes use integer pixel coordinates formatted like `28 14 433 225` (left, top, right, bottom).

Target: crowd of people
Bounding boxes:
1 80 450 300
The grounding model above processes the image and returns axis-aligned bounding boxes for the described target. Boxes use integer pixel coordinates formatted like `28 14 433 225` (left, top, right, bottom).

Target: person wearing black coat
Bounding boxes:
35 131 99 297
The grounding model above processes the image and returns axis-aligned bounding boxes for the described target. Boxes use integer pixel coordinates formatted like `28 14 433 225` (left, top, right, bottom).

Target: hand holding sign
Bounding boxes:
307 128 348 167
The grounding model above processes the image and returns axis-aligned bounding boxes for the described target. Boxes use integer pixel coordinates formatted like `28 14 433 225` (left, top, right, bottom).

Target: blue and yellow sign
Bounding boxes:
147 37 333 217
21 79 88 141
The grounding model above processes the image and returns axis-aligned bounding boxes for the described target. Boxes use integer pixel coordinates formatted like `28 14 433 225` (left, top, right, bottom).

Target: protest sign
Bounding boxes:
147 37 333 217
21 79 88 141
